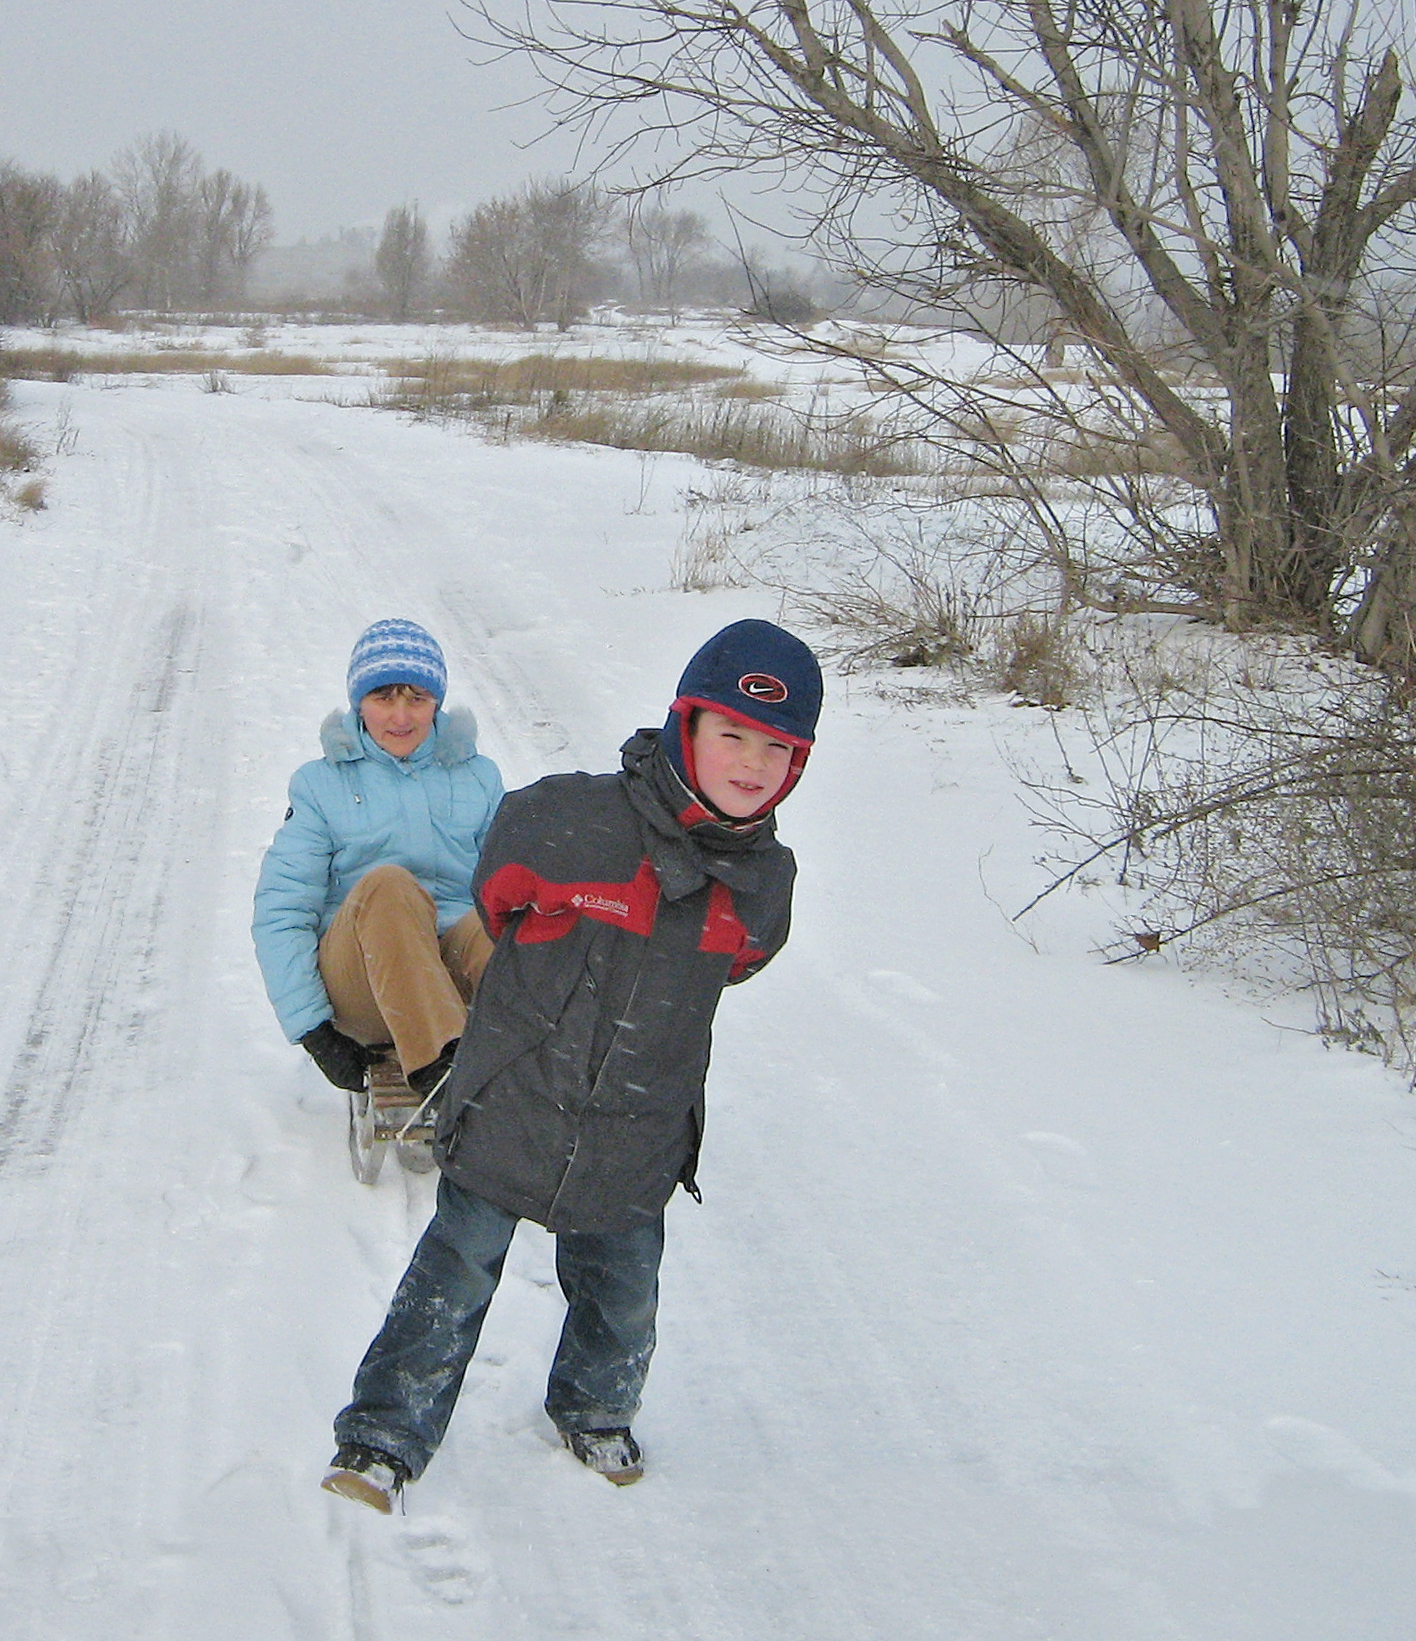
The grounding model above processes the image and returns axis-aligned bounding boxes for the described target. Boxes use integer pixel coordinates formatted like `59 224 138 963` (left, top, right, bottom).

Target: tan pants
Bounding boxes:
318 865 494 1080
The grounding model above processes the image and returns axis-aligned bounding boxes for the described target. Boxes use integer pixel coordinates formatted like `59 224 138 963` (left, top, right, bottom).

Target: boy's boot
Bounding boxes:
321 1442 410 1513
561 1427 644 1485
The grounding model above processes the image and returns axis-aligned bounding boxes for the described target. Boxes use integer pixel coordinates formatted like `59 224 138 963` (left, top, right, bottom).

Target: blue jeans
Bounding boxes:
333 1176 663 1479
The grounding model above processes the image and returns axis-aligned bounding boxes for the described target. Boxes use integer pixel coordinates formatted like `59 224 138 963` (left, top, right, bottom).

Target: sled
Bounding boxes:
347 1048 438 1185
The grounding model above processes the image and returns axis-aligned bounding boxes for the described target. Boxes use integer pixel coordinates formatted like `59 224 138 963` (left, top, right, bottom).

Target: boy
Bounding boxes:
323 618 823 1509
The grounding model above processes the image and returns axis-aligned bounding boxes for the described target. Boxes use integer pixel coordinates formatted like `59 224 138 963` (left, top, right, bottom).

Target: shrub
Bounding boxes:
1021 643 1416 1070
742 286 819 327
0 415 41 472
795 562 982 670
988 613 1081 707
0 371 46 513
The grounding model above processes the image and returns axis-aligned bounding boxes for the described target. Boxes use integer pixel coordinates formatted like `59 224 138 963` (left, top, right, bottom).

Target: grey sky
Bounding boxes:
2 0 591 241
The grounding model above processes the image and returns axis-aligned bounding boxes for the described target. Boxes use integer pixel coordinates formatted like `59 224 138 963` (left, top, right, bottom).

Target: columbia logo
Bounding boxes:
572 892 631 918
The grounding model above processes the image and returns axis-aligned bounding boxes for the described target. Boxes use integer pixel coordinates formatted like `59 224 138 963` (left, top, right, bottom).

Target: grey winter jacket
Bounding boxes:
434 729 796 1233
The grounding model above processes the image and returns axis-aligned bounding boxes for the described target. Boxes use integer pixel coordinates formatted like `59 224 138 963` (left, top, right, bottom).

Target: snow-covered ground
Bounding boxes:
2 334 1415 1640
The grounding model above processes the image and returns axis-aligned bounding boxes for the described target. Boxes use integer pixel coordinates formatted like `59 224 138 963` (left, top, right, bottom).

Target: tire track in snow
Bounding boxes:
0 393 257 1639
262 428 582 778
0 599 201 1164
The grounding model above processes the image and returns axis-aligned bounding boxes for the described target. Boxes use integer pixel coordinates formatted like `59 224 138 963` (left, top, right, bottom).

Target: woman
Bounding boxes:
253 619 505 1097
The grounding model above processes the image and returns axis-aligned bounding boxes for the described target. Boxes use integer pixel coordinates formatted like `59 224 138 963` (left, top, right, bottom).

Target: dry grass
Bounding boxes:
0 379 46 513
987 612 1082 706
0 416 42 473
0 346 339 381
712 378 787 402
980 363 1105 391
381 350 751 412
1041 425 1194 482
528 398 928 477
379 348 923 477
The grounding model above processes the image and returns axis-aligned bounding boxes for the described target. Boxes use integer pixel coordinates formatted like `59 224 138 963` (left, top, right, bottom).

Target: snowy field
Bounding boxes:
1 327 1415 1639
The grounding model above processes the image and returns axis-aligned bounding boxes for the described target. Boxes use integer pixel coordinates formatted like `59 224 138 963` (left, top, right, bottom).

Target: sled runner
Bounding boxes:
347 1049 438 1185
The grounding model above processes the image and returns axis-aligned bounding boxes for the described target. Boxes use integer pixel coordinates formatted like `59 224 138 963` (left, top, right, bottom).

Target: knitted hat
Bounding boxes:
661 619 823 819
347 619 447 707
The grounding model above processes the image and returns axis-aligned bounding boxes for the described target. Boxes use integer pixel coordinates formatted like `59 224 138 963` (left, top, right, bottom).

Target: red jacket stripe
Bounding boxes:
480 858 661 945
698 878 766 980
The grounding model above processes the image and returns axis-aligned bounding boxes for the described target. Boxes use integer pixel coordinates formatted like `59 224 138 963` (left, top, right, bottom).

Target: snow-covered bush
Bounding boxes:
1023 636 1416 1071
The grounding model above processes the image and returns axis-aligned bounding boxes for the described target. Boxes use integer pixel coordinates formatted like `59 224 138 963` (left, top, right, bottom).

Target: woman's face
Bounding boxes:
359 684 438 758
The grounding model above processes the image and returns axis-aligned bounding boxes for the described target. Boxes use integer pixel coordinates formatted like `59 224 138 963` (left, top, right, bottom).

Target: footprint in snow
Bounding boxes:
239 1148 303 1205
58 1552 120 1605
163 1183 218 1236
1020 1131 1097 1188
866 969 941 1005
1264 1416 1416 1494
398 1516 494 1605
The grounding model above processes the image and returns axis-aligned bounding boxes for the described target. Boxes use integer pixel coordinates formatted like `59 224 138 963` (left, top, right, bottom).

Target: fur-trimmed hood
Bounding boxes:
319 705 484 768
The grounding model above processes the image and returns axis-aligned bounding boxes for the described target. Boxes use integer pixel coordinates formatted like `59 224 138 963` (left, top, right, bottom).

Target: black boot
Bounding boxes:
407 1038 459 1102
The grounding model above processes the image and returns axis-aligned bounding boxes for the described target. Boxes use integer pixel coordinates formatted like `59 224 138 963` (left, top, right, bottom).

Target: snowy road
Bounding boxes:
2 357 1415 1639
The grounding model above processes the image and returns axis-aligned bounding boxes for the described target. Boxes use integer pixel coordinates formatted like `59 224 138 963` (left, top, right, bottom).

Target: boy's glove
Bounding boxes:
300 1020 370 1091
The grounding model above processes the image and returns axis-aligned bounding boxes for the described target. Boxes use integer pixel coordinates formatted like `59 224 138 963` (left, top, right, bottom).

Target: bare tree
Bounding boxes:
444 177 610 329
226 180 274 301
50 170 132 322
108 136 272 312
0 162 60 323
374 204 431 321
471 0 1416 672
444 196 530 325
625 199 711 315
112 132 203 310
194 169 273 306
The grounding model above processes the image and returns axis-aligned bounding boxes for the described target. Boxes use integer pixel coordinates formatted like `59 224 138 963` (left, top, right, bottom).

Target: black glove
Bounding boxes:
300 1020 371 1091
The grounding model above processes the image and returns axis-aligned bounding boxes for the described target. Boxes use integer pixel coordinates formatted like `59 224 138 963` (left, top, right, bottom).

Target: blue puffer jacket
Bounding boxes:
252 706 505 1042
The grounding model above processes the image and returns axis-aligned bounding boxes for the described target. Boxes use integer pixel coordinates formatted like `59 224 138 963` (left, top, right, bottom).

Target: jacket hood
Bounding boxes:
319 704 482 768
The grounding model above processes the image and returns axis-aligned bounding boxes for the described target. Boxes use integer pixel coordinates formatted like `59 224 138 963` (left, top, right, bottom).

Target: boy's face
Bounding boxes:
689 710 794 818
359 683 438 758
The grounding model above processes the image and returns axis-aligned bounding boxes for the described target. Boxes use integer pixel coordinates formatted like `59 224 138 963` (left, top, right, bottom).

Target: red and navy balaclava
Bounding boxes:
660 618 823 824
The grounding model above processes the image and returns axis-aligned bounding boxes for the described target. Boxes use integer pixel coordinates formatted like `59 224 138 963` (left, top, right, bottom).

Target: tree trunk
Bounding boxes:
1351 507 1416 675
1218 323 1295 624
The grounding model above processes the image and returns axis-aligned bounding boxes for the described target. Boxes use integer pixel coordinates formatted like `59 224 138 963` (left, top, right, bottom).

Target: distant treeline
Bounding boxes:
0 136 830 327
351 182 828 328
0 133 273 323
